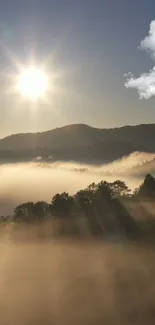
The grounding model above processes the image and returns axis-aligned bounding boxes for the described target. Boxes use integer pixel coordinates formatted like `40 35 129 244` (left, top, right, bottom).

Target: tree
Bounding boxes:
75 186 107 236
90 180 138 238
14 201 50 222
97 181 113 200
50 192 74 218
109 180 131 198
33 201 49 221
14 202 34 222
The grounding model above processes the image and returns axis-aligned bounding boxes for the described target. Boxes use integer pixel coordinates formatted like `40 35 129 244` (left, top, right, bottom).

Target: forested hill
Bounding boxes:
0 123 155 163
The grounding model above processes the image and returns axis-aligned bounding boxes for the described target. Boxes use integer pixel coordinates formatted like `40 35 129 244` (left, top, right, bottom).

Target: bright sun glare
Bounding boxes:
17 66 48 100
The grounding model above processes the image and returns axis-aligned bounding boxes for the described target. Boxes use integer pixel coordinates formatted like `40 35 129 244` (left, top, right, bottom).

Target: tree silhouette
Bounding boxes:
51 192 74 218
14 202 34 222
10 174 155 240
14 201 50 223
109 180 131 198
33 201 50 221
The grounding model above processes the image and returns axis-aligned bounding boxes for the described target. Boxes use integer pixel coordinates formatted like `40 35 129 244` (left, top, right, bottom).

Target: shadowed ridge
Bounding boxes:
0 123 155 164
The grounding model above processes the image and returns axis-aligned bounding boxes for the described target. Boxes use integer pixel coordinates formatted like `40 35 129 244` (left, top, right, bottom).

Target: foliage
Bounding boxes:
2 174 155 240
51 192 74 217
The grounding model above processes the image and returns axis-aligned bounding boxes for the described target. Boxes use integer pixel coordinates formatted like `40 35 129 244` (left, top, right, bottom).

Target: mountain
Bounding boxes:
0 123 155 164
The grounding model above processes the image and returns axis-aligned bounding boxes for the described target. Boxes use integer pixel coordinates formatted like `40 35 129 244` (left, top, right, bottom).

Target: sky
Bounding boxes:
0 0 155 137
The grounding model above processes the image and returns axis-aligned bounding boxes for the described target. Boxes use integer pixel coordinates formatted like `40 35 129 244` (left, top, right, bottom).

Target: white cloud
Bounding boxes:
125 68 155 99
125 20 155 99
140 20 155 59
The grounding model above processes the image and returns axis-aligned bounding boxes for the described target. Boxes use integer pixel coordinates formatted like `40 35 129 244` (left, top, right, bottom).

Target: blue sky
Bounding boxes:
0 0 155 137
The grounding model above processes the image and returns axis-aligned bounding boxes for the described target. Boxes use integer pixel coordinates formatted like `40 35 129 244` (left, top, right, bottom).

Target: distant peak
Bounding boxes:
53 123 94 130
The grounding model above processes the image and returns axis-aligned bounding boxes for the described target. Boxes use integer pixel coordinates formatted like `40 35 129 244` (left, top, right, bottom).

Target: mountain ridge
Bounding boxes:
0 123 155 164
1 122 155 140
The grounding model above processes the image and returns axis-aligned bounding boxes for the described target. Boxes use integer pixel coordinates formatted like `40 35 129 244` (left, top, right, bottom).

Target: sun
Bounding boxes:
16 66 48 100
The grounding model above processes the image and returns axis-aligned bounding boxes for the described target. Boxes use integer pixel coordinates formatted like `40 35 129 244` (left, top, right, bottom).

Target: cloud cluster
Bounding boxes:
125 20 155 99
140 21 155 59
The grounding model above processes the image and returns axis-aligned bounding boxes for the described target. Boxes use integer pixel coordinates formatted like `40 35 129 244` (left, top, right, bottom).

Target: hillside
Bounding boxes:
0 123 155 164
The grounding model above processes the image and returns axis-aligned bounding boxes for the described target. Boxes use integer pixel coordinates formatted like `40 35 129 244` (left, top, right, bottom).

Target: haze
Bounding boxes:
1 151 155 216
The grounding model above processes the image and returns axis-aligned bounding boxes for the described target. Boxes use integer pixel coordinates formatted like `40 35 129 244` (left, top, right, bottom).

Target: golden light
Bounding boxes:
16 66 49 100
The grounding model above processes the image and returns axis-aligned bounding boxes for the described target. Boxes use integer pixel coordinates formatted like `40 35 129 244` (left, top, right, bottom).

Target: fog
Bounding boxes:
0 151 155 325
0 151 155 215
0 239 155 325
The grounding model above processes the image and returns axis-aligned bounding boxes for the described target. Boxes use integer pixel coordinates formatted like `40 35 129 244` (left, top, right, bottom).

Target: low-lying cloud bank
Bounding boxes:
0 151 155 216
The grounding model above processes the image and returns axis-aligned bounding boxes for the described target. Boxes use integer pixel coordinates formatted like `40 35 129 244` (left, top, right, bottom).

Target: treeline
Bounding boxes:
1 173 155 240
